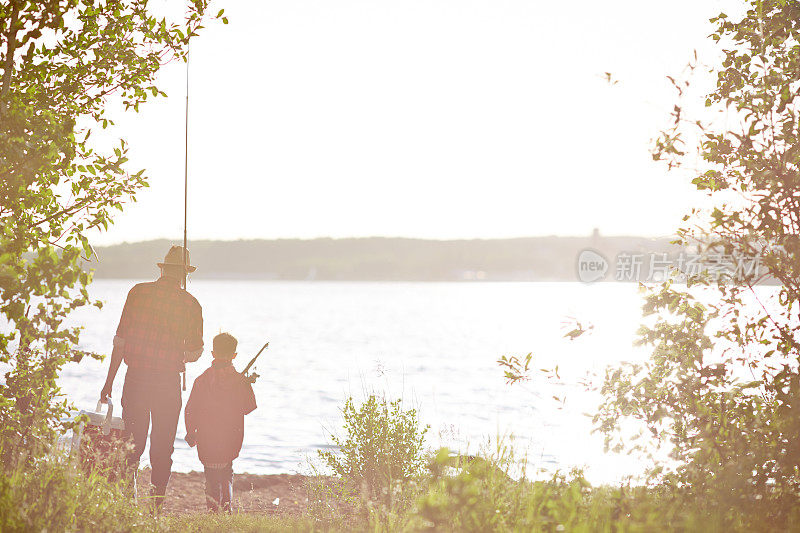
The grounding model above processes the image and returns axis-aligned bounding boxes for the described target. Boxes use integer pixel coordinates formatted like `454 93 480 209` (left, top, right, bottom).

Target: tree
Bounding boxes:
0 0 223 468
596 0 800 526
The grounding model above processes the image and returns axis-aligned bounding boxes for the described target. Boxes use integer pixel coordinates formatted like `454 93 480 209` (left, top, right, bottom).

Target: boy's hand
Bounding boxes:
185 431 197 447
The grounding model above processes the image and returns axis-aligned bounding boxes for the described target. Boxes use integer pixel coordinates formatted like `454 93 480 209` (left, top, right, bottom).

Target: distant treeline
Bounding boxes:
86 236 683 281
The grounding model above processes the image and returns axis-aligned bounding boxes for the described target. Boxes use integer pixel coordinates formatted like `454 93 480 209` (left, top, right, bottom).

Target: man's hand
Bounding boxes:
183 347 203 363
100 382 112 403
102 343 124 403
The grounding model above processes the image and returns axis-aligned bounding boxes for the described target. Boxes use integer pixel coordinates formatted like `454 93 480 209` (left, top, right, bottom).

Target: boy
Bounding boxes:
185 332 257 512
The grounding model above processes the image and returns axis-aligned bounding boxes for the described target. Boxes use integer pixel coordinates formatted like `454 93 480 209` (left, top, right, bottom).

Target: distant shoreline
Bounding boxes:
86 235 684 282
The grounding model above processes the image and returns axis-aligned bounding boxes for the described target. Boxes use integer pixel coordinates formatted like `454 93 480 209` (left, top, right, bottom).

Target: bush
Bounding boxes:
319 395 428 504
406 445 800 532
311 395 428 530
0 347 80 471
0 457 154 533
415 451 654 532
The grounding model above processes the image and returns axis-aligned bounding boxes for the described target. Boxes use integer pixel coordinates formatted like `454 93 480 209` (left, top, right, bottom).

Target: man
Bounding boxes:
100 245 203 508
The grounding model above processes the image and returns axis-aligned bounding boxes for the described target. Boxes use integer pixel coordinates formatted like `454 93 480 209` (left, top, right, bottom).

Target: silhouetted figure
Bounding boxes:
185 332 257 512
100 245 203 510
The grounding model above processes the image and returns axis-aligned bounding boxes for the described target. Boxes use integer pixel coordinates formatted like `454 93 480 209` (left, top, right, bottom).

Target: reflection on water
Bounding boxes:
60 280 652 482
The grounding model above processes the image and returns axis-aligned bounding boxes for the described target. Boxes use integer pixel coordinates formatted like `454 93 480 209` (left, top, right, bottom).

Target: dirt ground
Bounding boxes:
139 470 310 516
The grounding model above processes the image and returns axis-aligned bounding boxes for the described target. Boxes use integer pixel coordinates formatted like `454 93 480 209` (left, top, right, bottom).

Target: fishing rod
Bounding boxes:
181 45 190 391
242 341 269 378
182 45 190 292
179 43 265 387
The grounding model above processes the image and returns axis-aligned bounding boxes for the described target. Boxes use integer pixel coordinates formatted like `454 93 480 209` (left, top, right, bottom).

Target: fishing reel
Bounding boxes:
244 371 260 384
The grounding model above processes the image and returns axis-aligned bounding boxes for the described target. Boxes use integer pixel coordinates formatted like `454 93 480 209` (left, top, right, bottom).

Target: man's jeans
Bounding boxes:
121 368 181 490
204 463 233 511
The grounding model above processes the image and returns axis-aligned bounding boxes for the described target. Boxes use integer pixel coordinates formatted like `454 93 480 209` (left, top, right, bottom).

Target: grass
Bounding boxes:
160 513 321 532
5 395 796 532
2 450 787 533
0 456 150 533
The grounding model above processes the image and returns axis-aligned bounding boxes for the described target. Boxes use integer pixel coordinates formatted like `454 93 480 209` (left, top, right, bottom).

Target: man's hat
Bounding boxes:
157 245 197 273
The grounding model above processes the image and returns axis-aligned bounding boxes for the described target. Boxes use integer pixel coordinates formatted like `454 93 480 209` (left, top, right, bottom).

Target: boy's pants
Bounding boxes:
204 463 234 511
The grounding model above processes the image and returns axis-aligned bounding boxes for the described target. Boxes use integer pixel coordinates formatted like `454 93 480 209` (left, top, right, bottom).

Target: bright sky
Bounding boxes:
91 0 736 245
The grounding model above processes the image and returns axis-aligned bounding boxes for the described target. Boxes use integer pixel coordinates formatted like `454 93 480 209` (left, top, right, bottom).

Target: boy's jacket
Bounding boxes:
185 360 257 465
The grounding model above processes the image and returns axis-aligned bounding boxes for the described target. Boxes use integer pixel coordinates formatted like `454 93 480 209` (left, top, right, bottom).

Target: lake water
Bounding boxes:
60 280 656 483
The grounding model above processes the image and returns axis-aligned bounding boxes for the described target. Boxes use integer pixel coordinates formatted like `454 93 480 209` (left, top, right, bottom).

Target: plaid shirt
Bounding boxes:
116 276 203 373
